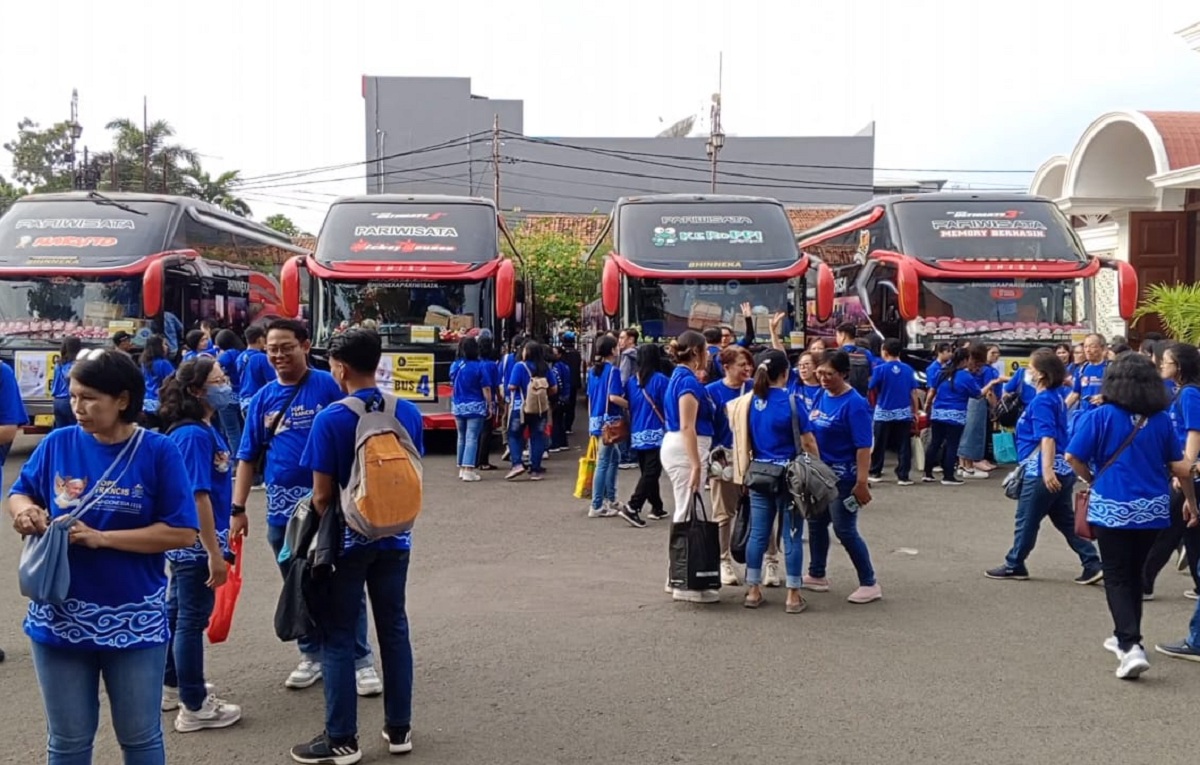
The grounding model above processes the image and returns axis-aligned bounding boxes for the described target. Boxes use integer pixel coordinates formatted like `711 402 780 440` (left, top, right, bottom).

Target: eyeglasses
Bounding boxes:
266 344 300 355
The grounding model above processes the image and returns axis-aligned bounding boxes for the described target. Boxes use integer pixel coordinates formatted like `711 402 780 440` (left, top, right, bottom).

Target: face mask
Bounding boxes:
205 383 235 410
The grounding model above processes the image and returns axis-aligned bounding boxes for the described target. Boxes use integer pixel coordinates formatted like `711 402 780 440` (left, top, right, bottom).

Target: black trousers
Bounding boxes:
628 448 663 513
563 395 577 434
925 421 963 478
1095 526 1159 652
1142 488 1200 594
475 416 494 468
870 420 913 480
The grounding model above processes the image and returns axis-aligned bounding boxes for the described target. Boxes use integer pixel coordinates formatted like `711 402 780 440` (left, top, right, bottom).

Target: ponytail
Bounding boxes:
752 363 773 399
592 335 617 377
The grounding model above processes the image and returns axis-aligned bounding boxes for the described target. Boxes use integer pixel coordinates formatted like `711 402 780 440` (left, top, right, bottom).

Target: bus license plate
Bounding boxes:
33 414 54 428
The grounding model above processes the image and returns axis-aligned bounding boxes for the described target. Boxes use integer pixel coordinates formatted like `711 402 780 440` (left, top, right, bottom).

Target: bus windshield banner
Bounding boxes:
894 200 1086 263
0 200 171 268
616 202 799 270
316 203 497 264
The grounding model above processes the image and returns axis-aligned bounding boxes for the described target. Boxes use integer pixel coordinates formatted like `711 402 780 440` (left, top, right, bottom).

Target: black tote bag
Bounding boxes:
668 492 721 592
730 492 751 565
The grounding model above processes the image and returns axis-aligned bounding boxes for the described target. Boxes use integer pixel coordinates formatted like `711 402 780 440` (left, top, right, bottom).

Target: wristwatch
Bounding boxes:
231 504 246 517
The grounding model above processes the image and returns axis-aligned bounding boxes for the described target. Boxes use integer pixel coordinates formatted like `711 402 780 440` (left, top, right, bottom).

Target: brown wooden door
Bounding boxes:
1128 211 1189 342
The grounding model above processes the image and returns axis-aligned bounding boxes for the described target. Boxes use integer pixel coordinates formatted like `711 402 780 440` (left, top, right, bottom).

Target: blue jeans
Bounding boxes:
456 416 485 467
1004 472 1100 570
618 437 633 465
323 547 414 740
808 480 877 586
163 561 216 711
591 440 619 509
1189 566 1200 648
265 524 374 668
53 397 76 429
509 412 547 472
746 488 804 588
217 402 243 455
31 641 169 765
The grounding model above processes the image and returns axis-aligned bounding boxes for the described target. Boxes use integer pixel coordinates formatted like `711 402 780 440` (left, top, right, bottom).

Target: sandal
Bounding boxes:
743 593 764 609
785 598 808 614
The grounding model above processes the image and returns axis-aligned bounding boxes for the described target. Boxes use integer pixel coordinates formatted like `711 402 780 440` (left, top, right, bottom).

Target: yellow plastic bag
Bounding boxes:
574 437 598 499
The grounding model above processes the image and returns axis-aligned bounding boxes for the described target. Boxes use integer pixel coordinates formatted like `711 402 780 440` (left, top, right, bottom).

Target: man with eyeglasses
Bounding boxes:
230 319 383 697
1066 333 1108 432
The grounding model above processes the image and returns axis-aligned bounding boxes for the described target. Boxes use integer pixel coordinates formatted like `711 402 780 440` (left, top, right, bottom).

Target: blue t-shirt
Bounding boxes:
707 345 724 379
508 362 553 414
1170 385 1200 453
930 369 983 425
0 362 29 430
51 360 73 399
142 359 175 410
237 349 275 406
628 372 669 450
166 421 233 564
1072 361 1108 414
749 388 811 464
1014 389 1071 477
1066 406 1179 530
10 427 197 649
300 389 425 554
664 365 715 437
707 379 750 449
452 359 490 418
1003 368 1038 406
218 349 242 389
587 363 624 436
809 388 873 482
236 370 343 527
553 361 572 401
869 360 918 421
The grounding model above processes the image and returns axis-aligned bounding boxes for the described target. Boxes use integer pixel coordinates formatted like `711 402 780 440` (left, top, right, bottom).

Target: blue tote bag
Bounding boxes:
18 428 146 605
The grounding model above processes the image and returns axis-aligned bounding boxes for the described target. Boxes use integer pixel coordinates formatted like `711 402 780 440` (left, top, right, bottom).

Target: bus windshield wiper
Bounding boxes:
87 191 148 216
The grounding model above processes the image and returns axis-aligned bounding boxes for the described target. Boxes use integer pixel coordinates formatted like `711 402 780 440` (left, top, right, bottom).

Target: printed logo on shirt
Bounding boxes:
263 402 325 435
214 450 231 474
753 398 768 411
53 475 87 509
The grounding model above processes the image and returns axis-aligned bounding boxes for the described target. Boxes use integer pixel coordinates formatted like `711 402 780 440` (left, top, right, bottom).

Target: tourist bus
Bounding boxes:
279 194 520 431
0 191 299 431
797 191 1138 377
588 194 834 352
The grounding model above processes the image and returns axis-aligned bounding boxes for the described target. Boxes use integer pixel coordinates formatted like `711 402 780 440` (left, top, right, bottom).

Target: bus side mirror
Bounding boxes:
280 256 303 319
601 258 620 316
143 259 164 317
1115 260 1138 321
815 262 834 322
496 258 516 320
895 259 920 321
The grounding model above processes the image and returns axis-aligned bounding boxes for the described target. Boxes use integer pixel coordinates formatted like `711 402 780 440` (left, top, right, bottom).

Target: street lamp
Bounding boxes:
706 129 725 192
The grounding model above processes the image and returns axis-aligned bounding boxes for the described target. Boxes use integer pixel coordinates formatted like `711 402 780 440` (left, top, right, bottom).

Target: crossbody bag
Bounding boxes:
745 394 803 495
1074 415 1146 540
255 370 311 474
601 366 629 445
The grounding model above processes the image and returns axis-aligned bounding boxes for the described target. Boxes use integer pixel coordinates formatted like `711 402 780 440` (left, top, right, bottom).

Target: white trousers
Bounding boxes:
661 431 713 523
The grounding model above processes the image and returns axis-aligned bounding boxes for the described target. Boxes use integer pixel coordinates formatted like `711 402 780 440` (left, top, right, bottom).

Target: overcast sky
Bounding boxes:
1 0 1197 232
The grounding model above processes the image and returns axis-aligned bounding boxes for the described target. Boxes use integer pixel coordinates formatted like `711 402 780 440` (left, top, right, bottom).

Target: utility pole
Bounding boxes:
705 53 725 193
492 114 501 209
110 154 117 191
142 96 150 192
162 154 169 194
68 89 83 189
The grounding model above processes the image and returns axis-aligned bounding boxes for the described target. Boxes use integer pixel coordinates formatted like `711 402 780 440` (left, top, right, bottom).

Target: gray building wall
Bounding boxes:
363 76 875 213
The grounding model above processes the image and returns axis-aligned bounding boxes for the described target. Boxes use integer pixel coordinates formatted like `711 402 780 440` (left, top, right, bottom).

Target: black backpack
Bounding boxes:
847 351 871 397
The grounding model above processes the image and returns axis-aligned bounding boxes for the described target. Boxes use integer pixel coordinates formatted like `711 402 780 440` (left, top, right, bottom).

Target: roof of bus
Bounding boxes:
329 194 497 209
797 191 1055 237
614 193 785 207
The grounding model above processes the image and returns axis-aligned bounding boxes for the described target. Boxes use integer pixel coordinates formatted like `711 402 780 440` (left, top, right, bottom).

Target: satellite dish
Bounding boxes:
656 115 696 138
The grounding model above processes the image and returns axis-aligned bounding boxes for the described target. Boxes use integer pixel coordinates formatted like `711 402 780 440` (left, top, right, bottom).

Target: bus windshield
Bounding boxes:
0 276 143 344
910 279 1089 344
894 199 1085 263
0 199 171 269
315 202 498 263
317 279 487 348
616 201 799 270
626 277 790 344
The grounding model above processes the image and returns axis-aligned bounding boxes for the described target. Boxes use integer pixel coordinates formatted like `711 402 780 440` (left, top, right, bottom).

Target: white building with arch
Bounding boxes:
1029 22 1200 340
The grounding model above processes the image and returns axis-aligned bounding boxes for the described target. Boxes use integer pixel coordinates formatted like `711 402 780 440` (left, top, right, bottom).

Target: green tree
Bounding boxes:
99 117 198 193
181 167 251 217
0 174 22 214
506 230 602 331
2 118 75 192
264 213 301 236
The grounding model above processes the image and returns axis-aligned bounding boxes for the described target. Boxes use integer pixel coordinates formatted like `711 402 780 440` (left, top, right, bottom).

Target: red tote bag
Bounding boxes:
207 535 244 644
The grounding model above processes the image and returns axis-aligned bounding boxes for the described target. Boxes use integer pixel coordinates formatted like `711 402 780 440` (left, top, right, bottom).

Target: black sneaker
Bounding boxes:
618 505 647 528
984 565 1030 581
382 726 414 754
647 507 669 521
1075 566 1104 585
291 732 362 765
1154 640 1200 662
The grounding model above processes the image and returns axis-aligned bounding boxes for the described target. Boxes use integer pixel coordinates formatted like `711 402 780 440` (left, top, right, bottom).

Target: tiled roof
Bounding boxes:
1142 111 1200 170
786 207 849 233
292 235 317 251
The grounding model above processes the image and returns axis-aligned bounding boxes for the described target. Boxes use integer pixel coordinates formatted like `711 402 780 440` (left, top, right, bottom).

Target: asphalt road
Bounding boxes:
2 431 1200 765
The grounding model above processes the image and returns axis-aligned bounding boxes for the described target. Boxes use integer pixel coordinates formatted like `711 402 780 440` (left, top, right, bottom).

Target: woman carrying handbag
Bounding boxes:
587 336 627 517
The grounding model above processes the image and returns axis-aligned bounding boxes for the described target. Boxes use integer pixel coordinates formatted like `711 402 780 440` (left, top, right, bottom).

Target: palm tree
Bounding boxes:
99 118 199 193
180 167 252 217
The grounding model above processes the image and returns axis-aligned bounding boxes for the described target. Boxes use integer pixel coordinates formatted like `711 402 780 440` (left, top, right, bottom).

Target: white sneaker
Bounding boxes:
161 682 214 712
963 469 989 479
1116 645 1151 679
664 578 673 594
174 694 242 733
285 660 322 689
356 666 383 697
462 470 482 483
1103 636 1120 656
673 588 719 603
599 501 620 518
458 469 466 480
763 557 783 588
720 559 740 586
588 504 607 518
